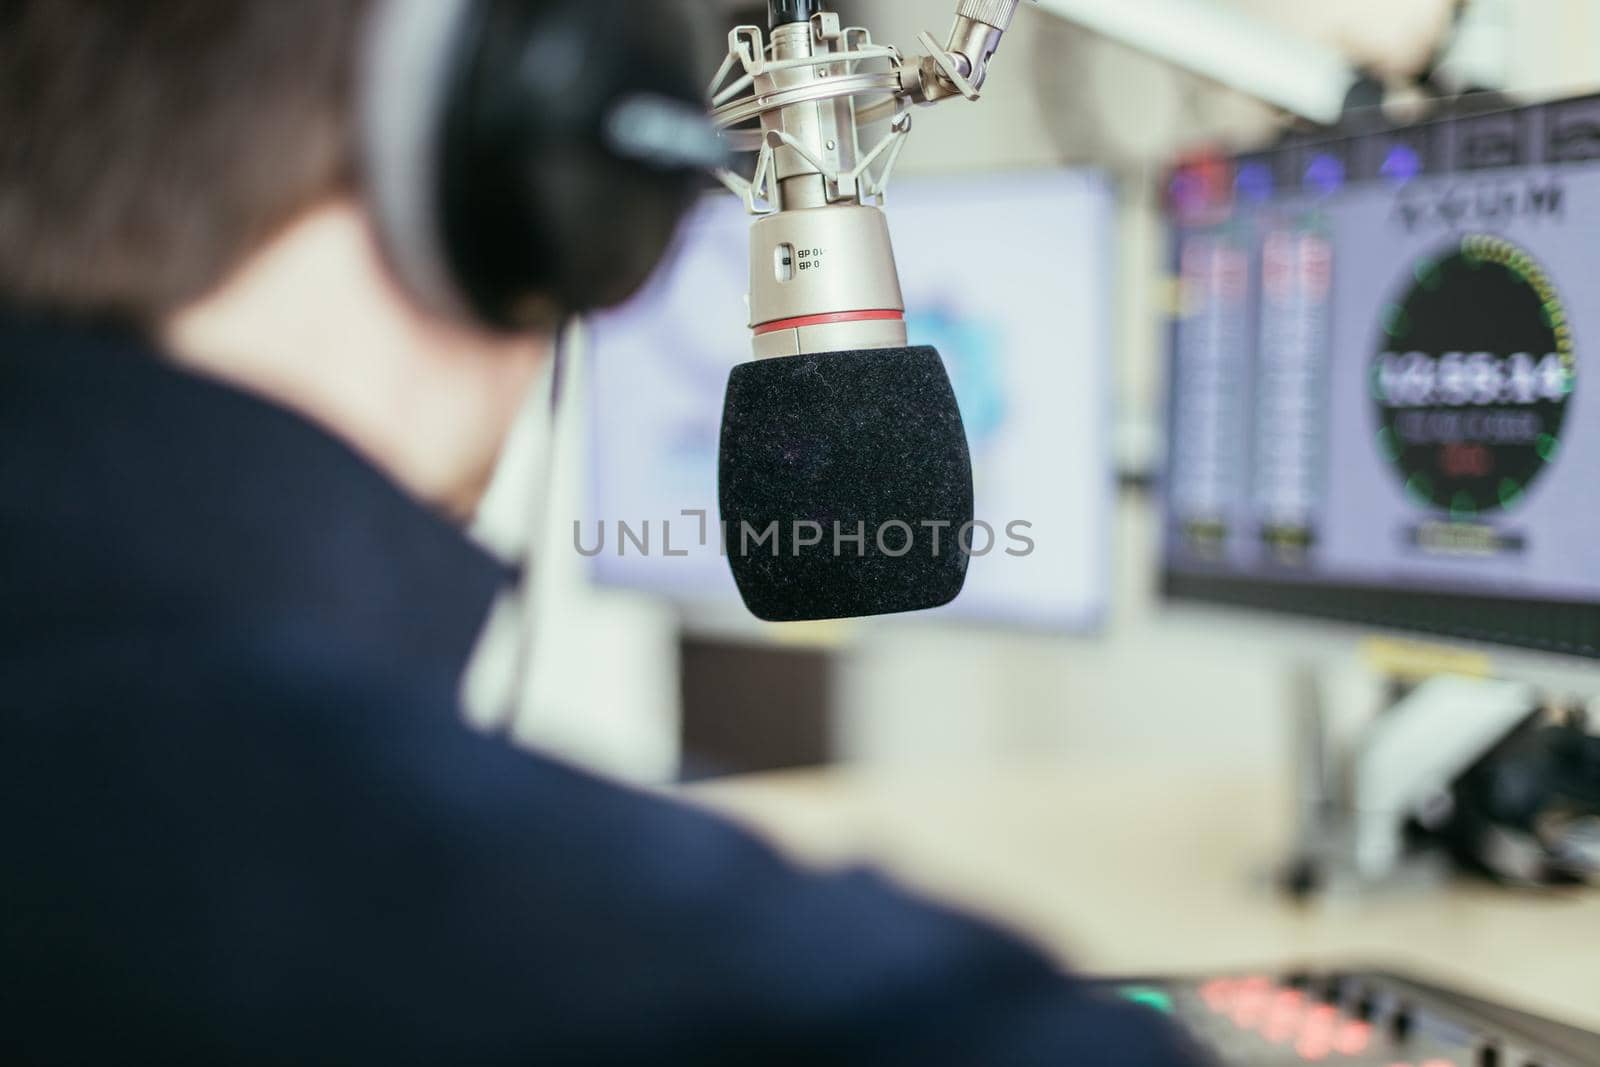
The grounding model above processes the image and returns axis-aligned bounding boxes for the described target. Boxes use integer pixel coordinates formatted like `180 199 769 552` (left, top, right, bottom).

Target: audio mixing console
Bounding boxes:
1104 970 1600 1066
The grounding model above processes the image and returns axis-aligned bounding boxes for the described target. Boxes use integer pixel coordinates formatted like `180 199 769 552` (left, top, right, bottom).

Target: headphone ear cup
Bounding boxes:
363 0 715 331
451 0 717 329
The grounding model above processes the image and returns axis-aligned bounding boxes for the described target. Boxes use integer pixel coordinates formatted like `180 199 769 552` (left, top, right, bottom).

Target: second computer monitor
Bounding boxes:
1161 94 1600 659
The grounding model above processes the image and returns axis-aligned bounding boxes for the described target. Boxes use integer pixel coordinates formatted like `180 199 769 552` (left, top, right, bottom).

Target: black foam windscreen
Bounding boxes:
719 346 974 622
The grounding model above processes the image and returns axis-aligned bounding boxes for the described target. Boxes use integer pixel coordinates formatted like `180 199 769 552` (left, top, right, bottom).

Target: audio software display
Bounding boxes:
583 170 1116 630
1162 94 1600 656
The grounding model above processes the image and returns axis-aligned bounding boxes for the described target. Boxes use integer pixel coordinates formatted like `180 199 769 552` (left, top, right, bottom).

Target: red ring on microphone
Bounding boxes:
751 309 904 336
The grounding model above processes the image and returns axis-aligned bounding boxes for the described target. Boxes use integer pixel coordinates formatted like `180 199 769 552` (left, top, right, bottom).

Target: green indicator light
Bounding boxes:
1117 986 1175 1014
1406 472 1433 504
1537 433 1560 462
1451 491 1477 519
1499 478 1524 508
1383 304 1411 339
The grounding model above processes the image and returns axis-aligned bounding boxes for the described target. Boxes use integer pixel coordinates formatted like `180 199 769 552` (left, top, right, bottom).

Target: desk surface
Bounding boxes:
686 761 1600 1032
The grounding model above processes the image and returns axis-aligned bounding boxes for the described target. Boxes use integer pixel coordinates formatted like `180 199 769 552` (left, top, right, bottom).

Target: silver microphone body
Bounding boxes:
748 205 906 358
744 18 908 359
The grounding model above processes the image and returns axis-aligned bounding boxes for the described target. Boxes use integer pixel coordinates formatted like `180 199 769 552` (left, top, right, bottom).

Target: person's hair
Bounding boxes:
0 0 372 325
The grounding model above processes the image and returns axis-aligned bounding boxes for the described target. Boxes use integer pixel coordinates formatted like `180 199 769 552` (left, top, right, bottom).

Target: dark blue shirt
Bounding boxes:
0 314 1202 1065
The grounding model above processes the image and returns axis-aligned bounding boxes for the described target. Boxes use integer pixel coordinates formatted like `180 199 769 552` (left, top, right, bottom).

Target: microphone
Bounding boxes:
709 0 1028 622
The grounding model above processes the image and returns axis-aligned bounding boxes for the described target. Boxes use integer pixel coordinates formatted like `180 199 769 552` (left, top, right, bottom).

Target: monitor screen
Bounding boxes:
1160 94 1600 657
582 169 1117 630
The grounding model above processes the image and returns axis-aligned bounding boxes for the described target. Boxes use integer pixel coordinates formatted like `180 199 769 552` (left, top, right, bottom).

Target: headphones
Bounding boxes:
361 0 722 331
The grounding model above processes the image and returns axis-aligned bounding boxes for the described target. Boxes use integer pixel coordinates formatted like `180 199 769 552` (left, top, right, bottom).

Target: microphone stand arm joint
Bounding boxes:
900 0 1033 106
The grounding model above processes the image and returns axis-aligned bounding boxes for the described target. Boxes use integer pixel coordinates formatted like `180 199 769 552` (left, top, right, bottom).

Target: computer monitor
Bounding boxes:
582 169 1117 630
1160 94 1600 661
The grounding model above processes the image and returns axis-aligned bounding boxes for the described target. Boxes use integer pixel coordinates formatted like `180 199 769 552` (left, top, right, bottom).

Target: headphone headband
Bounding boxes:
362 0 479 322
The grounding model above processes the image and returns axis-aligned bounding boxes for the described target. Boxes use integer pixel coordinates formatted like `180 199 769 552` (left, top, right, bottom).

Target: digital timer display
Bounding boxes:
1371 235 1575 516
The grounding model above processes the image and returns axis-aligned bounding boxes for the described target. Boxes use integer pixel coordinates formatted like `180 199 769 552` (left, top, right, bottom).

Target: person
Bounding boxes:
0 2 1202 1063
